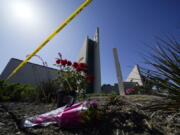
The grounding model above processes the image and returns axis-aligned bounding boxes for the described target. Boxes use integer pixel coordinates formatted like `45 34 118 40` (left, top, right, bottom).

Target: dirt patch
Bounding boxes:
0 95 179 135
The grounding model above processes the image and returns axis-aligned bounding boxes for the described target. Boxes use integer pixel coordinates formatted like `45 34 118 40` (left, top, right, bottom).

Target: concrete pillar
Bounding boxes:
113 48 125 95
77 28 101 93
94 28 101 93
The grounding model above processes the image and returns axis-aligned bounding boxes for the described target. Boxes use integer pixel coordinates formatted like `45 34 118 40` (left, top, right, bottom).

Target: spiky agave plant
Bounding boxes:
144 35 180 101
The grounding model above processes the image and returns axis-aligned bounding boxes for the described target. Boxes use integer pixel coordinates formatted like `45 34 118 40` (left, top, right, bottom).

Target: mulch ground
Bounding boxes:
0 95 179 135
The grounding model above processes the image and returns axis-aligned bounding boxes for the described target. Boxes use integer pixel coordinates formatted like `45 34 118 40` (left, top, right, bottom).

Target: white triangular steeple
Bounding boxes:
126 65 143 86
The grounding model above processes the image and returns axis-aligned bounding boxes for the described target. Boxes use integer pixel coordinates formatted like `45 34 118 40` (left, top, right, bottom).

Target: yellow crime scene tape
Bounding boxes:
6 0 93 80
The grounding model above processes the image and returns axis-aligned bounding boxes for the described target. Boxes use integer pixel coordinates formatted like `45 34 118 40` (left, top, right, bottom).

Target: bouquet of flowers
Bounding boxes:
54 55 94 97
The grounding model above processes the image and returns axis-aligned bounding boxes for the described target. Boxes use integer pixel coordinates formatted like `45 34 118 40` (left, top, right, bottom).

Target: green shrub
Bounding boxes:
87 92 106 98
86 91 116 98
0 80 61 103
0 80 36 101
82 103 102 128
144 35 180 101
35 80 58 103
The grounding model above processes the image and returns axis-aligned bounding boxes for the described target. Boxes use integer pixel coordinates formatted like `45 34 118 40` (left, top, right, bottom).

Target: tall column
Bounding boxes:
94 27 101 93
113 48 125 95
77 28 101 93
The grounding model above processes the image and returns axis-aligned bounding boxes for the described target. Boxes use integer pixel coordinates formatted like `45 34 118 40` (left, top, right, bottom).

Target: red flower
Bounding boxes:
67 61 72 66
76 66 87 72
61 59 68 66
73 62 79 69
78 63 88 73
56 59 61 64
83 68 88 73
63 59 68 64
79 63 87 69
86 75 95 83
76 67 82 72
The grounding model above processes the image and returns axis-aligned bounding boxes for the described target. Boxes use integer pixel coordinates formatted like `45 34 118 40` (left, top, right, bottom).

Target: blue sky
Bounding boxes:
0 0 180 85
